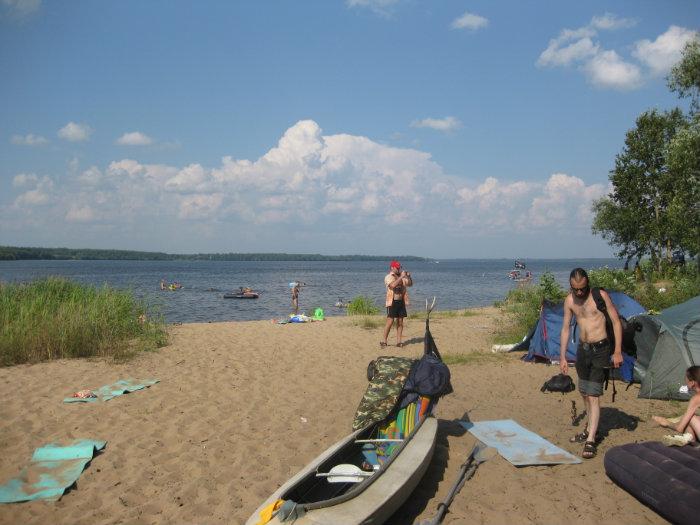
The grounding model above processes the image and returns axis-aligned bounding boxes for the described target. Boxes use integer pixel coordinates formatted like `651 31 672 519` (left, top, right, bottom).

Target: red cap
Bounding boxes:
390 260 401 269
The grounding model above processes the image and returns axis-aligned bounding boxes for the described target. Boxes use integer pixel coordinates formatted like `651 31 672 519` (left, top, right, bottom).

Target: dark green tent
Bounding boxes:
634 295 700 400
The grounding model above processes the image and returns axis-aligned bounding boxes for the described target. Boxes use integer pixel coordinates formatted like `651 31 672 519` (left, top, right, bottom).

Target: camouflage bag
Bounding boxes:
352 356 416 431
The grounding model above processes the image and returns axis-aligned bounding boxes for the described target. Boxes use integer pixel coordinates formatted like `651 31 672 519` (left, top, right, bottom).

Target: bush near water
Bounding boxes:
495 265 700 344
0 277 167 366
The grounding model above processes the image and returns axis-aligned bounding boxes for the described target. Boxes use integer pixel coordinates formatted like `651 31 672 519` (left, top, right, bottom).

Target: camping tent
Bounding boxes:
633 295 700 400
524 291 646 363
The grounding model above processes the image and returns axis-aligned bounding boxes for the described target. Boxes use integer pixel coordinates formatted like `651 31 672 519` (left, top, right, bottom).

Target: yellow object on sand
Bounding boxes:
255 499 284 525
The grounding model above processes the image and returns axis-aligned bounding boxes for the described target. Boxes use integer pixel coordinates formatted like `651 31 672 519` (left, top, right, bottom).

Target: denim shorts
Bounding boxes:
575 339 610 397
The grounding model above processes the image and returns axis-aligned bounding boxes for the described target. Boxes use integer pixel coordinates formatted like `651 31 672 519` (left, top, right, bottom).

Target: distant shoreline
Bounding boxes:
0 246 428 262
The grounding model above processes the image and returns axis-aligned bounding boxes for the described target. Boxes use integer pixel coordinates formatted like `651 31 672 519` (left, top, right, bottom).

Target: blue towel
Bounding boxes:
64 378 159 403
0 439 106 503
461 419 581 466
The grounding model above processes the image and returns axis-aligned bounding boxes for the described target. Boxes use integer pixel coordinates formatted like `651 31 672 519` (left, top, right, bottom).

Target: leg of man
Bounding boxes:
396 317 404 346
382 317 394 346
587 395 601 443
688 415 700 441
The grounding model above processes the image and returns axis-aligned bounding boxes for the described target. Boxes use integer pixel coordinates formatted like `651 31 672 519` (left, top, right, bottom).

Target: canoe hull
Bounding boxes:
245 416 438 525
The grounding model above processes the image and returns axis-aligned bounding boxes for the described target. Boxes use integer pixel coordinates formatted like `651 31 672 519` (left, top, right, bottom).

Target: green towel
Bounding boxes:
0 439 106 503
64 378 159 403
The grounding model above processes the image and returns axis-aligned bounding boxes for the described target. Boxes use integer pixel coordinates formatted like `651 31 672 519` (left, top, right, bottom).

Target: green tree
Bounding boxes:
592 109 687 271
668 39 700 114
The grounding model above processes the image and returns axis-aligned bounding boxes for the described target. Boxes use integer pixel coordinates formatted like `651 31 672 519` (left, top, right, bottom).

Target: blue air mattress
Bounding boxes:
604 441 700 525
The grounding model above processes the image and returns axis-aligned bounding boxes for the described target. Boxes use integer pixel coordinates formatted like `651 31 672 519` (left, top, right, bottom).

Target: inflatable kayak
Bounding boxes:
223 292 259 299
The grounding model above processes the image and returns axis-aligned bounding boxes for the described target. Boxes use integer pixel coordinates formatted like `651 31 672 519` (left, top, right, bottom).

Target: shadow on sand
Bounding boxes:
384 412 472 525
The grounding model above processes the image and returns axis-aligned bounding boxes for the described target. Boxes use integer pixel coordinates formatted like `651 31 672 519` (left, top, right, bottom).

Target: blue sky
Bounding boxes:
1 0 698 258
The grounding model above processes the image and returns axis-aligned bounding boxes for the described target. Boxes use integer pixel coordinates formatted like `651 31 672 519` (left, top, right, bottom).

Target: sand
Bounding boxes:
0 308 674 525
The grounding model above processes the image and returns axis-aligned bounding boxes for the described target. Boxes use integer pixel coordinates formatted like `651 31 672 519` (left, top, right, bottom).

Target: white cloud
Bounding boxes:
591 13 637 31
1 0 40 17
451 11 488 31
13 173 38 187
116 131 154 146
13 176 53 207
346 0 399 16
537 36 599 67
58 122 92 142
65 205 95 223
633 26 699 76
410 116 462 132
583 50 643 90
11 133 48 146
1 120 609 245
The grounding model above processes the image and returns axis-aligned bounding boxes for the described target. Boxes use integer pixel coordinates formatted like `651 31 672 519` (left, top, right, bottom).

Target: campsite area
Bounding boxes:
0 308 678 525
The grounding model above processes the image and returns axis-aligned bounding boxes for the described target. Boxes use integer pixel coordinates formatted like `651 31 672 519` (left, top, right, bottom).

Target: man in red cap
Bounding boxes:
381 260 413 348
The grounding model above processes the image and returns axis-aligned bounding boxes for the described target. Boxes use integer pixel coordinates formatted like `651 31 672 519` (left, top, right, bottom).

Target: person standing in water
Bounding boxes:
291 282 305 314
381 260 412 348
560 268 622 459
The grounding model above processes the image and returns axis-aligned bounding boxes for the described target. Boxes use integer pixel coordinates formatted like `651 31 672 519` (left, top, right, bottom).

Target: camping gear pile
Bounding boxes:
247 299 452 525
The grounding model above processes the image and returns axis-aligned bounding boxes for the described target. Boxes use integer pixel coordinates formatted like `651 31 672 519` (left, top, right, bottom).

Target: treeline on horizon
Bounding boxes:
0 246 427 262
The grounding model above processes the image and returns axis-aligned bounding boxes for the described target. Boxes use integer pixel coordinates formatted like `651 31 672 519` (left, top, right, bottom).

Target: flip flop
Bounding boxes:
379 342 387 348
396 342 403 348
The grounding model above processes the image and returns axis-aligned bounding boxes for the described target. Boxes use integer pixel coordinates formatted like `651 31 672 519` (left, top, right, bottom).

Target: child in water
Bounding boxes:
652 366 700 446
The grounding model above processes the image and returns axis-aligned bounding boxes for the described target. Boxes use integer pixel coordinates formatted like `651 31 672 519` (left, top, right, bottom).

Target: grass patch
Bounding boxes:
442 351 510 366
347 295 380 316
409 309 479 320
350 316 384 330
0 277 168 366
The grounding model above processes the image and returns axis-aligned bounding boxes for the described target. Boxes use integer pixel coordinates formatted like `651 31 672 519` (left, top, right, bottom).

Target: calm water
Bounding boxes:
0 259 622 323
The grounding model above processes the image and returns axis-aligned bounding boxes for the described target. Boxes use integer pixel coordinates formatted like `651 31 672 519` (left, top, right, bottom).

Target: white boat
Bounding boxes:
245 416 438 525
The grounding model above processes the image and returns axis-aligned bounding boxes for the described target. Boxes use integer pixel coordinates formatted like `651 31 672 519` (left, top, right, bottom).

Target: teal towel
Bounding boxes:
64 378 159 403
0 439 106 503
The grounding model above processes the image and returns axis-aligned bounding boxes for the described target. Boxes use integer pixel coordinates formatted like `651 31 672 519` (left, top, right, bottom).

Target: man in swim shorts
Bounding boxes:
560 268 623 459
381 260 412 348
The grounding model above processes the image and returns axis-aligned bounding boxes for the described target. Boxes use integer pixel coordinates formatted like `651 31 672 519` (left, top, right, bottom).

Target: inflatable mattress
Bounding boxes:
604 441 700 525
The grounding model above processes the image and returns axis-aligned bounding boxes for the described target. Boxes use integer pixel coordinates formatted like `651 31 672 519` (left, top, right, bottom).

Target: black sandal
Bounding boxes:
569 430 589 443
582 441 597 459
379 342 387 348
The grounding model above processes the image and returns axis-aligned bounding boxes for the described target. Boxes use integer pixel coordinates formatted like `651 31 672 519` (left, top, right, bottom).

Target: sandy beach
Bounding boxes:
0 308 674 525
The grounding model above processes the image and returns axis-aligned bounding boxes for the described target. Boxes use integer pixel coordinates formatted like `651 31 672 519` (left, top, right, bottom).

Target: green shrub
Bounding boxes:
347 295 380 316
587 267 637 295
0 277 168 366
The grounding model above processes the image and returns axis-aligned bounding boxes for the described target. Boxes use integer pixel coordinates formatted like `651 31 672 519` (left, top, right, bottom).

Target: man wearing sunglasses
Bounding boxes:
560 268 623 459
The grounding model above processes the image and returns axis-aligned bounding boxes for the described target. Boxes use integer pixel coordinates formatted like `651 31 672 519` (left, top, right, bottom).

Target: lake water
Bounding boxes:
0 258 622 323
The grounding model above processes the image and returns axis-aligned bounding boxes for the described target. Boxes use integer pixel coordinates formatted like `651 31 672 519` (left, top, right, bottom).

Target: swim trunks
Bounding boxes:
575 338 611 397
387 299 407 319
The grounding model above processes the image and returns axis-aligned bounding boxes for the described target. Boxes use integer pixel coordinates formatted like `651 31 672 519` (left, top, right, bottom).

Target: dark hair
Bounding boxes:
569 268 589 282
686 366 700 383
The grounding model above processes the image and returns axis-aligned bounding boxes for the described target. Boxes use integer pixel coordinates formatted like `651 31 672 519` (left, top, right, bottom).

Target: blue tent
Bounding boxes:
525 291 646 363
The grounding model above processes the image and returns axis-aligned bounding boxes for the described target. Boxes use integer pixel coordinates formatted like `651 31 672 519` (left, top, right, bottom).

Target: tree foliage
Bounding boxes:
668 39 700 113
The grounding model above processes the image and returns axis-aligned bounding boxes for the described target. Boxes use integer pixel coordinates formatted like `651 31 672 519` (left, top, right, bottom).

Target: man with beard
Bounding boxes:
560 268 622 459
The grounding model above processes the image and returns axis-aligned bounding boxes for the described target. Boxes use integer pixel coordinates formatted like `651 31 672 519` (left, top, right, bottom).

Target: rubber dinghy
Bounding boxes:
223 291 259 299
246 298 452 525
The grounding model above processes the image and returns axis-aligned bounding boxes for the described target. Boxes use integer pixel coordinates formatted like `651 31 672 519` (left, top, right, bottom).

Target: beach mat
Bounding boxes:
0 439 106 503
64 378 159 403
460 419 581 466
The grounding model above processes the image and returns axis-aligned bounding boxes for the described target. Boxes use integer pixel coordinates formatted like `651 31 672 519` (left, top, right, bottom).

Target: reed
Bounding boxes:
0 277 167 366
346 295 380 316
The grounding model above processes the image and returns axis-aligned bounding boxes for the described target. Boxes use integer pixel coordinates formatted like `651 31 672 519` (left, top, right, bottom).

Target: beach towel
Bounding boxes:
0 439 106 503
64 378 159 403
460 419 581 466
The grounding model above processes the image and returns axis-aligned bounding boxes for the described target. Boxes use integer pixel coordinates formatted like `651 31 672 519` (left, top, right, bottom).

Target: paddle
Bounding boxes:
417 440 496 525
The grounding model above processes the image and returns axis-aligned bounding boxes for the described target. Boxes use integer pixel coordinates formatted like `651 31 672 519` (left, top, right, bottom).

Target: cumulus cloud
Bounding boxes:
1 120 608 243
410 116 462 132
116 131 154 146
11 133 48 146
58 122 92 142
633 25 699 76
536 15 688 90
583 50 643 90
450 11 488 31
1 0 41 17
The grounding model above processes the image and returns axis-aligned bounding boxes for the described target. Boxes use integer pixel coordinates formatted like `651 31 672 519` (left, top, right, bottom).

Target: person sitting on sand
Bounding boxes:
652 366 700 446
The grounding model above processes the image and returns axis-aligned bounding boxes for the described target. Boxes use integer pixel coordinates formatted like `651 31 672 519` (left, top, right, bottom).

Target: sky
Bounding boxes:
1 0 698 258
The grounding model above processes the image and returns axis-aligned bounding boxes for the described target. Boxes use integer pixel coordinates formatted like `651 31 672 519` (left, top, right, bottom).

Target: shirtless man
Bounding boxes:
560 268 623 459
381 260 413 348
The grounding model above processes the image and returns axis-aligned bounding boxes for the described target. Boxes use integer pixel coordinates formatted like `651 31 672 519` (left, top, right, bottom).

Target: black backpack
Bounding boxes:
541 373 576 393
590 287 639 357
